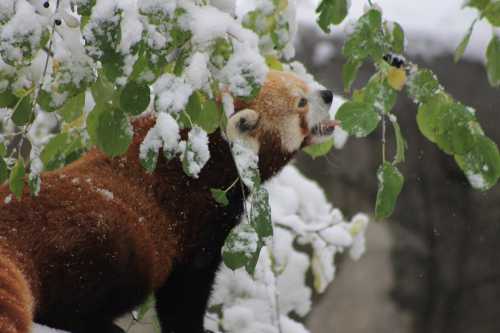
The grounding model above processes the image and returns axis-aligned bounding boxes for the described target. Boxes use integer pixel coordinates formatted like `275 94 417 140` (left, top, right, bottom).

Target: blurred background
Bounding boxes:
292 0 500 332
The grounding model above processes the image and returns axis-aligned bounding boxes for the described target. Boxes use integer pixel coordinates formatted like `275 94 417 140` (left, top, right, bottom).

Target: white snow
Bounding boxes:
231 139 260 189
140 112 181 161
32 323 67 333
4 194 12 204
153 74 193 114
185 52 211 93
180 126 210 178
219 42 268 98
96 188 114 200
466 171 487 190
207 165 370 332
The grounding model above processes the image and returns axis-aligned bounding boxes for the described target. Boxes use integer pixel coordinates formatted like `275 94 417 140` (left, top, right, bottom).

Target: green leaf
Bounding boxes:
0 90 18 108
360 75 398 114
211 188 229 207
335 101 380 137
486 35 500 87
222 223 260 271
416 94 450 143
41 133 70 171
198 98 221 134
391 118 407 164
0 143 6 157
265 55 284 71
40 133 83 171
245 243 262 276
38 89 57 113
316 0 350 33
91 75 115 105
9 159 25 200
435 103 478 155
86 103 105 145
179 92 202 129
375 162 404 219
464 0 491 11
140 148 159 174
485 2 500 26
343 9 385 62
91 107 133 157
342 59 362 92
391 22 405 54
77 0 96 16
179 92 221 133
454 20 476 63
0 158 8 184
120 81 151 116
57 92 86 123
250 187 273 239
303 138 334 159
407 69 441 104
12 95 33 126
455 136 500 191
417 96 479 155
137 295 155 322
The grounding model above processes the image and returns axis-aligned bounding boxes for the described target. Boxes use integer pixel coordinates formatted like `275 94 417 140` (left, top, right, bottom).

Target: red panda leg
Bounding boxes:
155 253 222 333
0 254 34 333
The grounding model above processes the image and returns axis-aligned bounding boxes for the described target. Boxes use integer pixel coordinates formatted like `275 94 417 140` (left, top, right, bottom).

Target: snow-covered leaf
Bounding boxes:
250 187 273 240
455 136 500 191
222 223 260 272
406 68 441 103
343 9 385 62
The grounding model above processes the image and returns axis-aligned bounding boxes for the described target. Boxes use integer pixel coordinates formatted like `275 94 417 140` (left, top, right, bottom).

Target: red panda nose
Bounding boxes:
320 90 333 105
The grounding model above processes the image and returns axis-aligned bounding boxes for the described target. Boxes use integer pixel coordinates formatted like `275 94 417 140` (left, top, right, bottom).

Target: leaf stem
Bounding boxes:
381 113 387 162
224 177 239 193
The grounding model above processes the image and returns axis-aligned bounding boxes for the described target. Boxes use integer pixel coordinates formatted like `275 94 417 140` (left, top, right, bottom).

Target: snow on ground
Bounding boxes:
32 323 66 333
238 0 494 62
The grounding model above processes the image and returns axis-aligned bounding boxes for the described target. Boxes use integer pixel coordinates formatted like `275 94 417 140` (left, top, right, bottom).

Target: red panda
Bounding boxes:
0 70 334 333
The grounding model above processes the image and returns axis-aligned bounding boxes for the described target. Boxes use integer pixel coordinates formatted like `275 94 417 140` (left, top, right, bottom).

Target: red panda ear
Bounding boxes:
226 109 260 143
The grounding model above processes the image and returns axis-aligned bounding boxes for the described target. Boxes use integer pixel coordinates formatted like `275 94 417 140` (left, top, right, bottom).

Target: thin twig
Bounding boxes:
381 113 387 162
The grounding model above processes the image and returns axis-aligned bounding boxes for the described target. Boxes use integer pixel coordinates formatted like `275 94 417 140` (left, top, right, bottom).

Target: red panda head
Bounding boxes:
225 70 335 176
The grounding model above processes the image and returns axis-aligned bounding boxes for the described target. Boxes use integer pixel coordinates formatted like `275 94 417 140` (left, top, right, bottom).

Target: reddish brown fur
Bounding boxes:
0 70 319 332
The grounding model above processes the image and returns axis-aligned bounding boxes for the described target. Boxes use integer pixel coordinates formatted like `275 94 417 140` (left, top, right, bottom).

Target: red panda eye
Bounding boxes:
298 98 308 108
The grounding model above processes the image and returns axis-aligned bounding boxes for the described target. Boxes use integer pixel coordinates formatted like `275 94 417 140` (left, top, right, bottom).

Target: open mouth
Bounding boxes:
310 119 338 137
